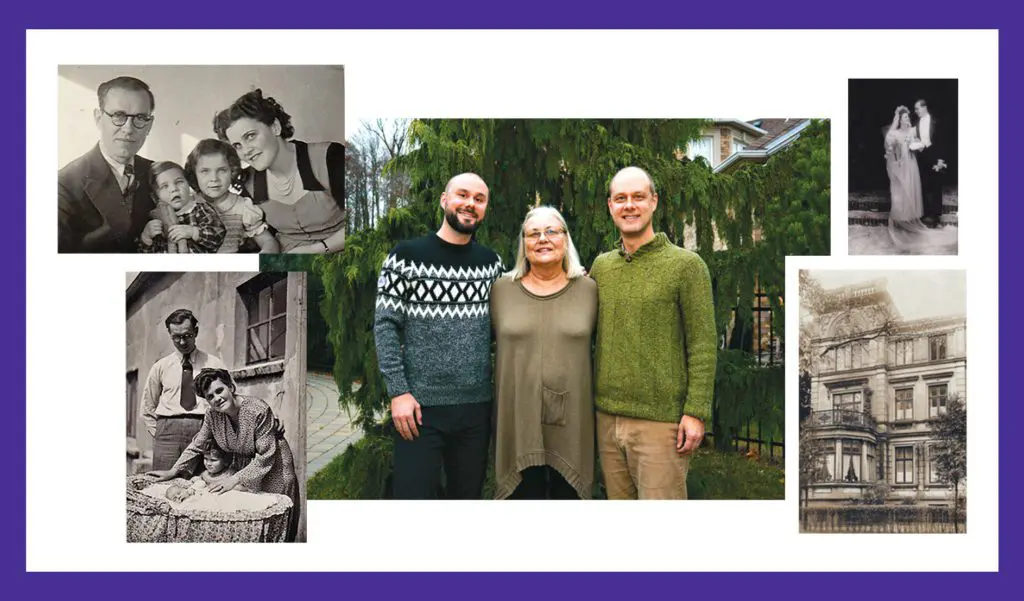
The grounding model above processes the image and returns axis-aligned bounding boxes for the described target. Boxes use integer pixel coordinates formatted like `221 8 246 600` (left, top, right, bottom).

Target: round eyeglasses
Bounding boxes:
102 109 154 129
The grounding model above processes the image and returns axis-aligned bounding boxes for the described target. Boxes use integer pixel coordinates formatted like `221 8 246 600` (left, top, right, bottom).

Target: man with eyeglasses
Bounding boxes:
140 309 229 471
374 172 504 499
58 76 157 253
589 166 718 499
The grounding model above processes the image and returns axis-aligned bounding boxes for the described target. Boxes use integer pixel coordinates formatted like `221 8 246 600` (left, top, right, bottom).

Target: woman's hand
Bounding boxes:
145 469 179 482
207 475 241 495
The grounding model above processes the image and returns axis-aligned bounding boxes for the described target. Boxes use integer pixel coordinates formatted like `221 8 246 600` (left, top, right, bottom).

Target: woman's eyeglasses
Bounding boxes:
103 109 154 129
524 228 565 241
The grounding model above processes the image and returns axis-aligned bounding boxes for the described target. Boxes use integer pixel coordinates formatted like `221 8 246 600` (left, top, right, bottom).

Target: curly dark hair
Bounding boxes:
212 89 294 142
193 367 236 398
184 138 244 192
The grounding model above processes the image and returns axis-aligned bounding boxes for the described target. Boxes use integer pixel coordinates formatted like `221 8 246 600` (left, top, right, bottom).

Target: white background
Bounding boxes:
26 29 998 572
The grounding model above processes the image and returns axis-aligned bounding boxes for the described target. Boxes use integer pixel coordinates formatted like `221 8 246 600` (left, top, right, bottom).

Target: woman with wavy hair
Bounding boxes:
214 89 345 254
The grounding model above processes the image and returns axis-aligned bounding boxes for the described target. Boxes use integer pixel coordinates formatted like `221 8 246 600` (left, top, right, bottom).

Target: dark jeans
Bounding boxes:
392 402 491 499
152 415 205 472
508 465 579 500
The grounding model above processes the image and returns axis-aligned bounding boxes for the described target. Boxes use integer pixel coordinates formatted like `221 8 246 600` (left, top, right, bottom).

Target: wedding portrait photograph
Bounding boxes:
125 271 308 543
267 117 831 501
57 65 345 255
848 78 958 255
798 269 966 533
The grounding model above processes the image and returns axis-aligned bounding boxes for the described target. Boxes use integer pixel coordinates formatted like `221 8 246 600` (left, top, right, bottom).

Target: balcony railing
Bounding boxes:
811 409 876 430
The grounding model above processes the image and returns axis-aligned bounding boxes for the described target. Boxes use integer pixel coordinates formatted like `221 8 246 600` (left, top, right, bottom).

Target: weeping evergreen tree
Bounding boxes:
273 119 831 498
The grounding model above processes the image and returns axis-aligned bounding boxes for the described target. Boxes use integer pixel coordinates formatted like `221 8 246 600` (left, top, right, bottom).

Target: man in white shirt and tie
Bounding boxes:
140 309 228 471
913 99 947 227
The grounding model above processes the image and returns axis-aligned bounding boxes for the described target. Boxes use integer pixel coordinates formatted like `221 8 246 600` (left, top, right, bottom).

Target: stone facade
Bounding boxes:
805 280 966 507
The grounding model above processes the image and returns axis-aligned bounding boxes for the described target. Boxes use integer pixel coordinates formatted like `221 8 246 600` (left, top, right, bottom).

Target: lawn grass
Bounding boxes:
309 435 785 500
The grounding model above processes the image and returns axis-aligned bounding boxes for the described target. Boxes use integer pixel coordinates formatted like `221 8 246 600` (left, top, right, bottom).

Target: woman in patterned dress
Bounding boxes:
213 89 345 254
147 368 301 542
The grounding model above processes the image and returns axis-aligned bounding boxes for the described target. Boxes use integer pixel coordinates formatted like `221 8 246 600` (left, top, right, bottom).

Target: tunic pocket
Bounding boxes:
542 387 567 426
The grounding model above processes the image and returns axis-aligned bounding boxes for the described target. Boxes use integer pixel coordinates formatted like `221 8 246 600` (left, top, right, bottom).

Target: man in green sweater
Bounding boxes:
589 166 718 500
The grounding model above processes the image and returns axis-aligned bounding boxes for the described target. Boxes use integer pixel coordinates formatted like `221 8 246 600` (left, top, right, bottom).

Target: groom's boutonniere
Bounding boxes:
933 159 948 172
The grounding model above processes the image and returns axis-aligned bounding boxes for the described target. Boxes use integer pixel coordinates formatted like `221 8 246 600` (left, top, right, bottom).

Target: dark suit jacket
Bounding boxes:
916 115 943 167
57 143 155 253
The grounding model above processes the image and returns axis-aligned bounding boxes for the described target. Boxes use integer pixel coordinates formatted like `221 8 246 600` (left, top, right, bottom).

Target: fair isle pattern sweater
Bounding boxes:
374 234 504 407
590 232 718 424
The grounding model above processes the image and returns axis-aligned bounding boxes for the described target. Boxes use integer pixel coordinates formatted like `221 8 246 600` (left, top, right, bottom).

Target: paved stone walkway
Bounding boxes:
306 373 363 476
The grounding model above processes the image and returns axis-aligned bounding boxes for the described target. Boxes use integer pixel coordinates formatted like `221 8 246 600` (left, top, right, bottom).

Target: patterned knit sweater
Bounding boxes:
374 234 503 407
590 232 718 424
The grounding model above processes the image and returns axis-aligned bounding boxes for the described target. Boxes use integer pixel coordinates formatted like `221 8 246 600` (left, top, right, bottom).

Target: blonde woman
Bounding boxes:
490 206 597 500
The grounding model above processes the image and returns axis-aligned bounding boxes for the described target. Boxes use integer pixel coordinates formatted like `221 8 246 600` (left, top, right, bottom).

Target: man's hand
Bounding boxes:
391 393 422 441
271 416 286 438
676 415 705 455
141 219 162 245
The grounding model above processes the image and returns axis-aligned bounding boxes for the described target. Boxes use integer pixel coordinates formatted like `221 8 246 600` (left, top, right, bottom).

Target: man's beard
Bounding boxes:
445 206 481 234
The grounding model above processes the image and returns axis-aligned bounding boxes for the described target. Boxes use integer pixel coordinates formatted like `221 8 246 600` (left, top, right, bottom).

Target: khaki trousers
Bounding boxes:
596 411 691 500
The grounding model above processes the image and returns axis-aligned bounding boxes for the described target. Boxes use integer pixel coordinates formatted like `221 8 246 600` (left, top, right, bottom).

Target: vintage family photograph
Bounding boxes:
57 65 345 255
848 78 959 255
126 271 308 542
265 117 831 501
798 270 966 533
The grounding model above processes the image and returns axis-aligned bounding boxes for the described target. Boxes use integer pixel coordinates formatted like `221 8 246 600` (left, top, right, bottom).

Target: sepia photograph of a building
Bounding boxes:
798 270 966 533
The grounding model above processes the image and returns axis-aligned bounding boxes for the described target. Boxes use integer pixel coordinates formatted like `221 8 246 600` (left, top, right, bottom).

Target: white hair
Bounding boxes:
503 205 586 280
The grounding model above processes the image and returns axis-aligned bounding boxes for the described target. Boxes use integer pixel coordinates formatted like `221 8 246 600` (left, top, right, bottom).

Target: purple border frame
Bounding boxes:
6 1 1013 597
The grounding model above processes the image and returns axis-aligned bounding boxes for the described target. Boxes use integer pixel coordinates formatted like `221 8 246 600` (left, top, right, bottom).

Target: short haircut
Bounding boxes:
164 309 198 330
97 76 155 112
609 166 657 196
193 367 236 398
149 161 187 196
915 99 928 110
184 138 244 192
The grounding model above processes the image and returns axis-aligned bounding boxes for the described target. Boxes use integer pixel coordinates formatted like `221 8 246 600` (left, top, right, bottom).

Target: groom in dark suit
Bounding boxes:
58 76 157 253
913 99 947 227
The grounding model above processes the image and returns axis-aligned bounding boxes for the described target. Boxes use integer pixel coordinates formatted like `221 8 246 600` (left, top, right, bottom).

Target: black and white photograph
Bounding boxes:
126 271 308 543
798 270 966 533
57 65 345 255
848 79 958 255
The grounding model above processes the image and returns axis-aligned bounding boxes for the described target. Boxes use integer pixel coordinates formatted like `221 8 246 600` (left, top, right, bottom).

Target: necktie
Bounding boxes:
122 163 136 212
180 356 197 411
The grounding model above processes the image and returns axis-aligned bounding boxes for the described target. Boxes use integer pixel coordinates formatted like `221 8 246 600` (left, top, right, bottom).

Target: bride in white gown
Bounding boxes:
883 105 957 254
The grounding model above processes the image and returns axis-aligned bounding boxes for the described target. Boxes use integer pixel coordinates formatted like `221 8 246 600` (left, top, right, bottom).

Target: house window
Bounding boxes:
833 391 862 413
841 439 862 483
895 388 914 421
929 334 947 361
126 370 138 439
817 440 836 482
895 446 914 484
929 384 948 417
895 339 913 365
240 274 289 365
866 443 876 482
687 135 714 165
